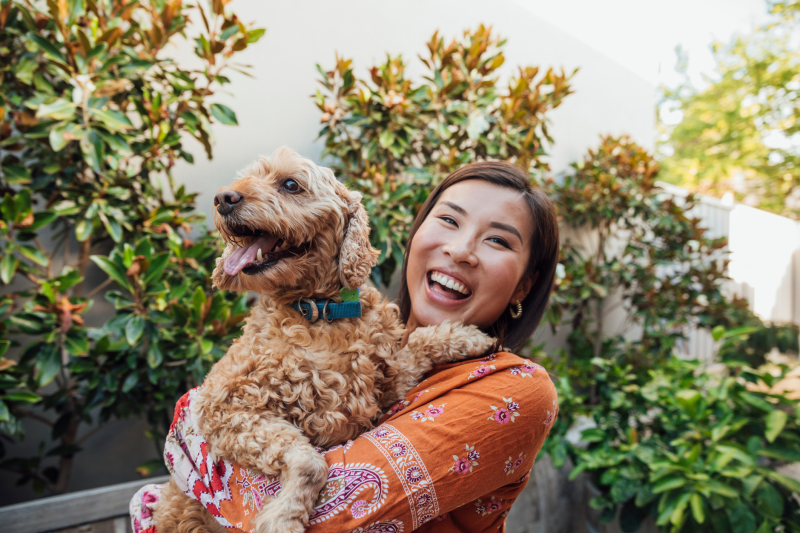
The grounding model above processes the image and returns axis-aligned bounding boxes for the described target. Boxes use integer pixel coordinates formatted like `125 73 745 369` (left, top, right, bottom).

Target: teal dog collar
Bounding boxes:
291 297 362 322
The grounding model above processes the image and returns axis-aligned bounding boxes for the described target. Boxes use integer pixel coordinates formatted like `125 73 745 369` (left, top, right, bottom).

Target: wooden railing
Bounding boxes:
0 476 169 533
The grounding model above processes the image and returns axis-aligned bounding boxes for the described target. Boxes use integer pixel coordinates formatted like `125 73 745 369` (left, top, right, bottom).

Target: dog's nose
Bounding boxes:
214 190 242 215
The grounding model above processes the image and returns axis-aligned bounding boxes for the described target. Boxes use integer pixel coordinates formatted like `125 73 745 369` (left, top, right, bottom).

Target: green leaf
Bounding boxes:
37 99 77 120
690 493 705 524
379 129 396 148
65 336 89 356
88 108 133 131
652 476 687 494
0 400 9 422
126 315 145 345
3 165 32 185
730 502 756 533
147 345 163 369
676 389 701 411
75 218 92 242
121 372 138 393
247 28 266 43
738 392 774 412
765 410 787 443
762 469 800 493
35 344 60 387
94 128 132 155
580 427 606 443
0 254 18 284
90 255 132 292
101 214 122 243
210 103 238 125
3 391 42 403
0 341 9 359
755 482 783 518
28 211 58 232
17 245 48 267
142 253 170 286
192 286 207 316
711 325 725 341
27 33 68 64
1 193 17 224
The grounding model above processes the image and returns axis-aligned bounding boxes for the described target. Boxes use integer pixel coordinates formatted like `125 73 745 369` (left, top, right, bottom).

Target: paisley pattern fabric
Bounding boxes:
130 352 558 533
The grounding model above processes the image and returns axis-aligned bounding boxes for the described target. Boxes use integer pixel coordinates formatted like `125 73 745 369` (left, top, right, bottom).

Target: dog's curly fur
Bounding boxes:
153 148 494 533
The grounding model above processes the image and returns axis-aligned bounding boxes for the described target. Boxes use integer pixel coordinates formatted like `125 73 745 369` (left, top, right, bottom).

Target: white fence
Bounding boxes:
657 182 800 360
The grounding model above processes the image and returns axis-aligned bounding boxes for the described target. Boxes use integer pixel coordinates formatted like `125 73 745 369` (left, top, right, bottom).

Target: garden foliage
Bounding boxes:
0 0 262 492
542 136 800 532
315 25 575 285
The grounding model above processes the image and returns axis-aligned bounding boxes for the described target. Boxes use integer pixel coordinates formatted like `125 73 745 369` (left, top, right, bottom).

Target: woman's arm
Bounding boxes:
304 354 558 532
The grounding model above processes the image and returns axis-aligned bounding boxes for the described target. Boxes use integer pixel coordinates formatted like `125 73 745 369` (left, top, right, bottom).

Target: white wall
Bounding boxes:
729 205 800 324
169 0 656 221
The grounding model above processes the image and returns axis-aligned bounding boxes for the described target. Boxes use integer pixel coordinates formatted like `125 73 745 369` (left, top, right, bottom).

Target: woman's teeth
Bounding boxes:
430 271 470 295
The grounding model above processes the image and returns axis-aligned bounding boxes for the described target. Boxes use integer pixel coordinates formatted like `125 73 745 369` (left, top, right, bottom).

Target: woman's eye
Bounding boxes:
438 216 457 226
282 179 300 193
489 237 511 249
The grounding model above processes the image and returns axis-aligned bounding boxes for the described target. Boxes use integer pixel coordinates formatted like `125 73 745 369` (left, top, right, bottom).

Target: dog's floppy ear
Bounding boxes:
338 188 380 289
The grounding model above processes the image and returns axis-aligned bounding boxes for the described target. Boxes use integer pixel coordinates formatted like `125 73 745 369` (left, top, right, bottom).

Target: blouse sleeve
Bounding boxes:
305 359 559 532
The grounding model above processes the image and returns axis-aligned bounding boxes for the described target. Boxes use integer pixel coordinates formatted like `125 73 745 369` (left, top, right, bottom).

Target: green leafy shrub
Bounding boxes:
0 0 263 492
315 25 575 284
553 332 800 533
541 135 800 533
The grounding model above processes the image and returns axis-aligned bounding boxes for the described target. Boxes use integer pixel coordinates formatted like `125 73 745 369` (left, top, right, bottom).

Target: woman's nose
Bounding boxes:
442 236 477 265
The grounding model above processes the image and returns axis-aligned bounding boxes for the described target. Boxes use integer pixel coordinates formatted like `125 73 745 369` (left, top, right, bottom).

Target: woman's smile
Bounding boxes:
425 269 473 304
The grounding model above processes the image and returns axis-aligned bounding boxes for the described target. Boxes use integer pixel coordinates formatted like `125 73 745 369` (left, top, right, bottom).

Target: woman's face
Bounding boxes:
406 180 534 330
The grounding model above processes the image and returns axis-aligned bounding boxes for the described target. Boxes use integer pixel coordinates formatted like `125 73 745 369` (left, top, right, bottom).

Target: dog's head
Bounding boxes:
211 147 379 302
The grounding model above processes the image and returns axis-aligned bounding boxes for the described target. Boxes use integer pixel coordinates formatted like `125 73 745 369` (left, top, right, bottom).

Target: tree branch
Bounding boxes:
11 407 54 427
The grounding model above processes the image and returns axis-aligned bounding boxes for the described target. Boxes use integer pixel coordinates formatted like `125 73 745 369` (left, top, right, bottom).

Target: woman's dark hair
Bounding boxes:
397 161 560 353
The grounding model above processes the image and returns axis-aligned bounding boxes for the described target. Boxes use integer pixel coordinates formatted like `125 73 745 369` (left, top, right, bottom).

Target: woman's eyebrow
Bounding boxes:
489 221 523 243
441 201 467 215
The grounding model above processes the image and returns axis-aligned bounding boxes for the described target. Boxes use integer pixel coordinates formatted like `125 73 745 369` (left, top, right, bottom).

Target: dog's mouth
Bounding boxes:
222 223 306 276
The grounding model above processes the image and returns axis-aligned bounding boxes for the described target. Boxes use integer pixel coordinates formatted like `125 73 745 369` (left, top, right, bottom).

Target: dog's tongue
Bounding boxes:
224 235 280 276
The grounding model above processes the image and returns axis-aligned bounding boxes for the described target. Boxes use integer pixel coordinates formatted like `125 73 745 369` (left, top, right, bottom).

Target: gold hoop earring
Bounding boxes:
509 300 522 319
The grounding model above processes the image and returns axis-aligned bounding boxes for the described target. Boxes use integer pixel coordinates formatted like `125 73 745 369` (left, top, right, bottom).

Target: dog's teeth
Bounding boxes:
257 248 263 261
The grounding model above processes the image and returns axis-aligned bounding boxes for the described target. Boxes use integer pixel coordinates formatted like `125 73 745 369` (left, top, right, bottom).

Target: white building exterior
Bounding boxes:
169 0 656 220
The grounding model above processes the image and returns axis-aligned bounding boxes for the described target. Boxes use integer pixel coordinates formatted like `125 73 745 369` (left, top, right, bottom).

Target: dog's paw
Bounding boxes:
445 322 496 358
409 321 496 363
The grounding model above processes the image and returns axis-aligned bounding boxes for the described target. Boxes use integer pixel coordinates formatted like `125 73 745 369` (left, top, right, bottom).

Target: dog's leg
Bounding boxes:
405 321 495 364
154 478 227 533
193 397 328 533
255 442 328 533
382 321 495 408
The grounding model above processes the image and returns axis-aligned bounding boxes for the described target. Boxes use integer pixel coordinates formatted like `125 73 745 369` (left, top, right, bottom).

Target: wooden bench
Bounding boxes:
0 476 170 533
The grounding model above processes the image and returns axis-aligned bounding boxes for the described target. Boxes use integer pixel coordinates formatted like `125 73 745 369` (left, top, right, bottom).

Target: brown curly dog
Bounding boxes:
153 148 494 533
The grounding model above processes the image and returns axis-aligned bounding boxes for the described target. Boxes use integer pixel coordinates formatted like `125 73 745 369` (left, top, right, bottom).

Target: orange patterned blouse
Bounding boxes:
130 352 558 533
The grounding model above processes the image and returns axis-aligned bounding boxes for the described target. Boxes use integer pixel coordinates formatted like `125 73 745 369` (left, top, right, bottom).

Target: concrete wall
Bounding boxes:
0 0 655 507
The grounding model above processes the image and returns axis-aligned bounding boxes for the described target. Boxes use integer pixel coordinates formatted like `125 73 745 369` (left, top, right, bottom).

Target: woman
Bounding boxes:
131 161 560 532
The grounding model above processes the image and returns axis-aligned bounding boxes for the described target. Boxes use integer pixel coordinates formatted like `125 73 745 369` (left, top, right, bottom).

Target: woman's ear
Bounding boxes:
511 271 537 304
338 188 380 289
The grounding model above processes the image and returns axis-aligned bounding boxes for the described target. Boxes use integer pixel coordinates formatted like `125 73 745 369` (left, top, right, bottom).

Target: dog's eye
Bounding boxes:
282 178 301 193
